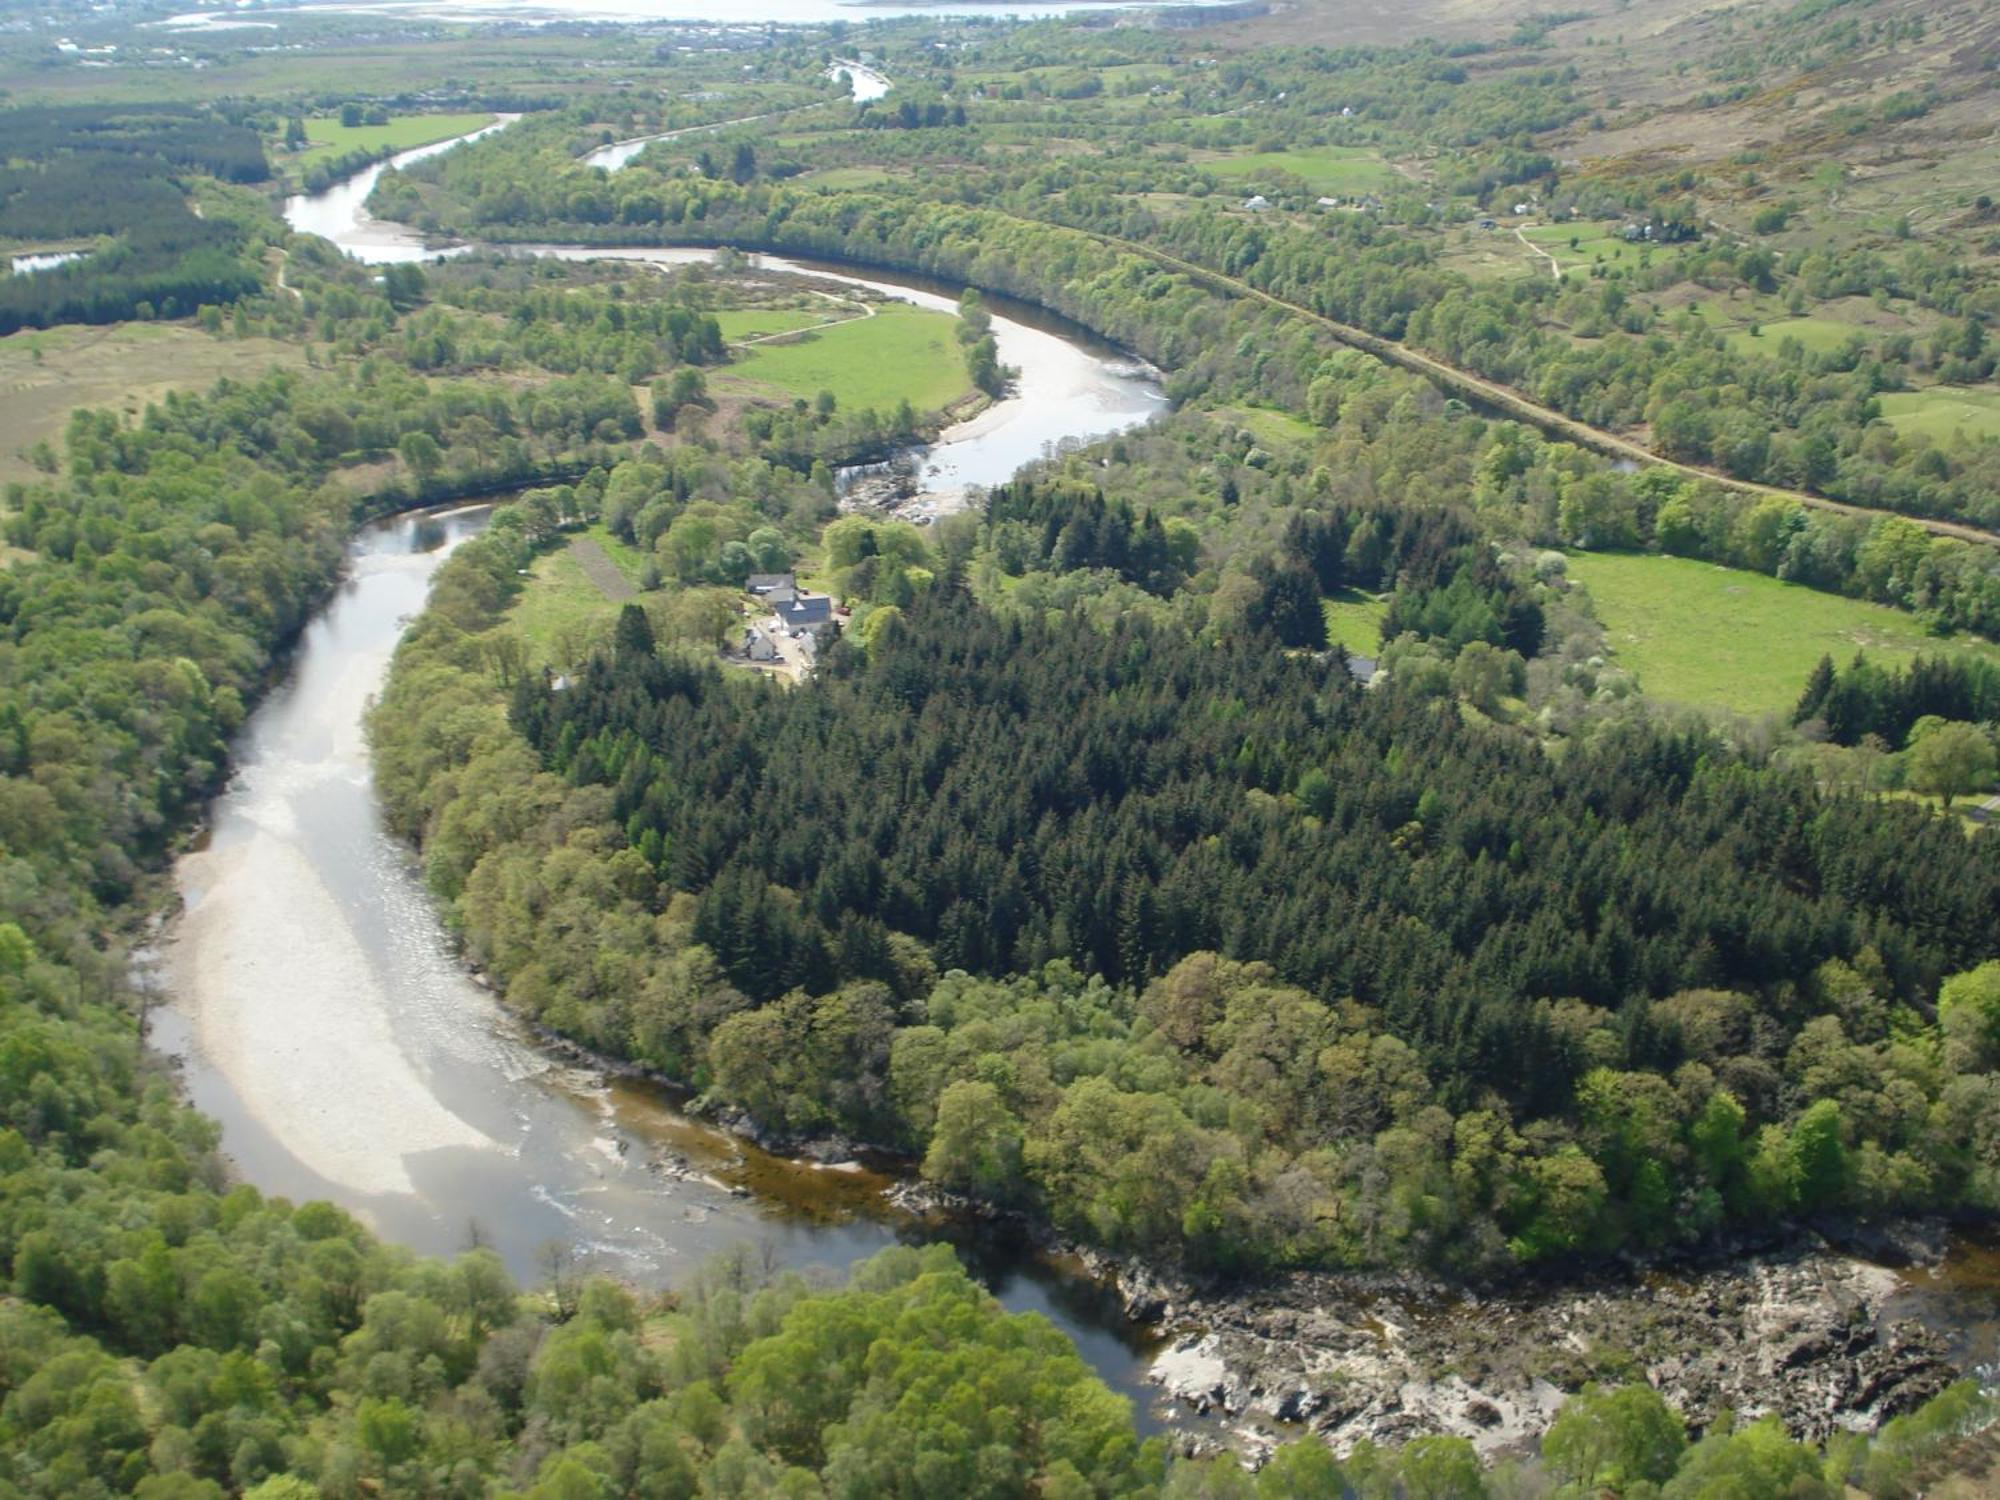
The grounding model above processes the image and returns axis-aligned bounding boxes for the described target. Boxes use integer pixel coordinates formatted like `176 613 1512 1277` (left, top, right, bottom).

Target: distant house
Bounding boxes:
777 593 835 638
1345 655 1378 686
746 572 795 596
1316 196 1340 210
1512 201 1531 216
1242 194 1271 213
743 627 778 663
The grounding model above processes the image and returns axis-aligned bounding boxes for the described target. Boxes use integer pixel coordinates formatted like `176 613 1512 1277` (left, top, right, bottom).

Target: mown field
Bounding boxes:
726 300 968 413
510 527 647 665
1224 403 1317 450
1201 145 1401 195
297 112 495 160
797 166 897 191
1878 385 2000 443
1566 550 2000 716
1323 589 1389 651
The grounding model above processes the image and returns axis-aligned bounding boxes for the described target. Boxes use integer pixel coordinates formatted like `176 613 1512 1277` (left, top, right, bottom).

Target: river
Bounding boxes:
157 124 1172 1427
286 121 1165 513
579 61 888 171
160 120 1999 1459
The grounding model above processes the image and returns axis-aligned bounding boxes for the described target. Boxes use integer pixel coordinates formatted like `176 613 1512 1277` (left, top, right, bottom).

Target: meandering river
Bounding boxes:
284 123 1164 513
158 124 1171 1425
154 122 1997 1458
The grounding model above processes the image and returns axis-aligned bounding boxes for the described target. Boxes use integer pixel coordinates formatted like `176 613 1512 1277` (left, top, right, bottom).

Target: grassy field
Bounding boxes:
713 307 838 342
1726 315 1871 358
1878 385 2000 443
797 167 896 191
0 35 629 106
1323 589 1388 652
1520 223 1645 274
584 524 647 584
508 530 635 666
727 301 968 413
296 112 495 160
1202 146 1401 196
1567 551 2000 716
0 322 303 487
1216 404 1317 450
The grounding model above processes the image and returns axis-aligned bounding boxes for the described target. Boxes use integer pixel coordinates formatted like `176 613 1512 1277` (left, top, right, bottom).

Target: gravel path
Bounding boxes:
569 536 635 601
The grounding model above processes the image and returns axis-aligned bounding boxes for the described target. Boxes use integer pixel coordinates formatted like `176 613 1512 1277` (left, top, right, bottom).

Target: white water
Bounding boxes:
9 251 86 275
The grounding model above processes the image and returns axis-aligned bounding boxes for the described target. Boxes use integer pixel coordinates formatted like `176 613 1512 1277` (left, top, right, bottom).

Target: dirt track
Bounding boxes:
1096 234 1999 548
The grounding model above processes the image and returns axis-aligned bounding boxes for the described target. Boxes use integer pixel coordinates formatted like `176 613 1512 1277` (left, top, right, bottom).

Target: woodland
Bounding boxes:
2 0 1999 1494
0 106 271 334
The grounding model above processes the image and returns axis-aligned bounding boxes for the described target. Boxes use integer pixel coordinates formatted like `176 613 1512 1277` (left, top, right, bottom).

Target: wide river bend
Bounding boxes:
160 125 1172 1423
155 124 1997 1453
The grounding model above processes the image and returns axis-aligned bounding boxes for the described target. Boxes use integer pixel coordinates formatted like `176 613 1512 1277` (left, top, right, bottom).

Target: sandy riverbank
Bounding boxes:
165 544 501 1199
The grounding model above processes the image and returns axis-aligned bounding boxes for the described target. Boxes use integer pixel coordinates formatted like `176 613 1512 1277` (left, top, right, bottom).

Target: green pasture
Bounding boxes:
1202 146 1401 196
727 301 969 414
1566 550 2000 717
713 307 839 342
1878 385 2000 443
298 112 495 158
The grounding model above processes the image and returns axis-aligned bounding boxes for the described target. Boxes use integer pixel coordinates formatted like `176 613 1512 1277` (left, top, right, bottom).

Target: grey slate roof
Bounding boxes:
781 594 835 631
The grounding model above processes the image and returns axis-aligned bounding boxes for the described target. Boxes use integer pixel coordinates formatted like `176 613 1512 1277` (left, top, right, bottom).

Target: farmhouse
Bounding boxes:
777 593 835 639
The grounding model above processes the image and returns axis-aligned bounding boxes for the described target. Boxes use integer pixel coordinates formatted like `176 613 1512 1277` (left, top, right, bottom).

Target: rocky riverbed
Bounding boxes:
1090 1231 1960 1461
497 1044 1972 1463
